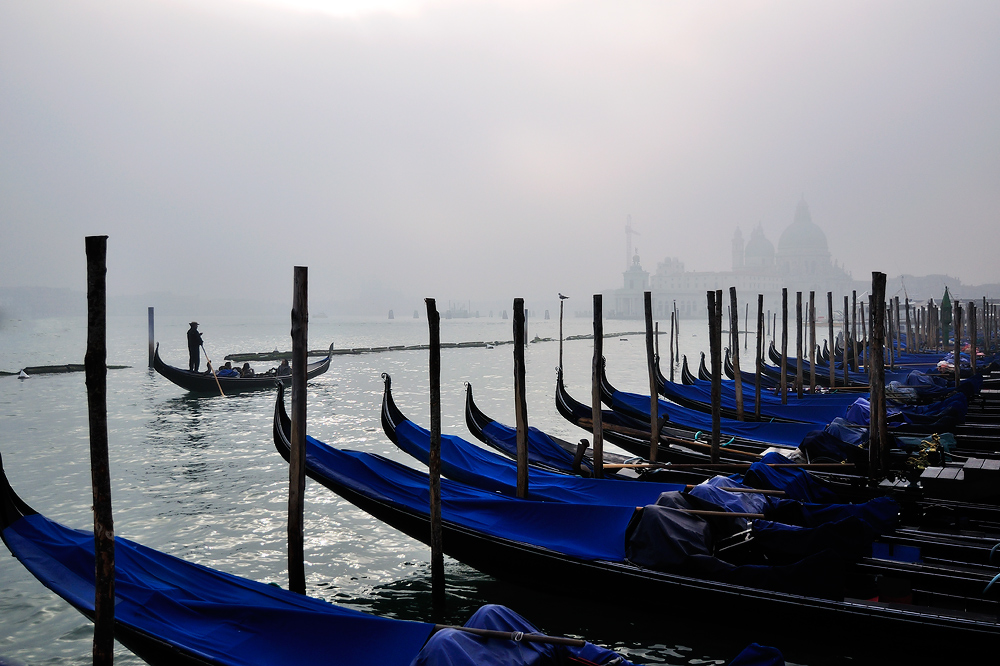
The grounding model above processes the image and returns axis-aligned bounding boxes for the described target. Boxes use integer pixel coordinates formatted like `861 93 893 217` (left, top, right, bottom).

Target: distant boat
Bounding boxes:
153 344 332 395
17 370 28 379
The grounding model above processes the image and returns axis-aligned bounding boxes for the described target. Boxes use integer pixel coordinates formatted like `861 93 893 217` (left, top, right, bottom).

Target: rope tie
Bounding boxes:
511 631 524 642
983 572 1000 595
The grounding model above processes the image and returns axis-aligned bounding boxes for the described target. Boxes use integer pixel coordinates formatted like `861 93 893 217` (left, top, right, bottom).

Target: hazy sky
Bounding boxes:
2 0 998 308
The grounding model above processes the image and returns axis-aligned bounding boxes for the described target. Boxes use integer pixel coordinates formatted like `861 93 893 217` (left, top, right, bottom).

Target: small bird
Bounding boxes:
558 293 569 300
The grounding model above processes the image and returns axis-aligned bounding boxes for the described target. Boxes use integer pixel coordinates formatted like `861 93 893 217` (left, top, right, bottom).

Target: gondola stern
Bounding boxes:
272 382 293 463
464 383 491 444
380 373 404 445
0 451 38 535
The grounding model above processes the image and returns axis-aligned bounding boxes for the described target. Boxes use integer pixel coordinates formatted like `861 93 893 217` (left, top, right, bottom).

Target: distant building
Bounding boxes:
612 200 860 319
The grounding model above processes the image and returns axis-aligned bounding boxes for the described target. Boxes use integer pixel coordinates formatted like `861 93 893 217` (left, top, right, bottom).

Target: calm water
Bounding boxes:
0 312 831 665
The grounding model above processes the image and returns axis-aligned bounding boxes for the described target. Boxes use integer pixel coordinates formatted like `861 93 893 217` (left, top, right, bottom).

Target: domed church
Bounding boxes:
613 199 860 319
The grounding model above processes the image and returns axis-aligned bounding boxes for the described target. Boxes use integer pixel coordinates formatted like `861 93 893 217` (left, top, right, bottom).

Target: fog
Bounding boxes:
1 0 998 314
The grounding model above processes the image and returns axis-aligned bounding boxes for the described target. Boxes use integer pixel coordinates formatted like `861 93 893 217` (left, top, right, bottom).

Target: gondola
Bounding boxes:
378 376 687 503
600 361 819 449
152 343 332 394
462 378 645 479
270 391 1000 657
0 452 637 666
377 380 1000 574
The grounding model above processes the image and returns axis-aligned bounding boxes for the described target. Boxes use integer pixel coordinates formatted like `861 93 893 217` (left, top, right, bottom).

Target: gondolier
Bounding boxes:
187 322 203 372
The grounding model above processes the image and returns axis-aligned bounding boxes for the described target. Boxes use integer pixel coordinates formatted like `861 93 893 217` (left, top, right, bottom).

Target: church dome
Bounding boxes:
778 200 828 255
744 223 774 267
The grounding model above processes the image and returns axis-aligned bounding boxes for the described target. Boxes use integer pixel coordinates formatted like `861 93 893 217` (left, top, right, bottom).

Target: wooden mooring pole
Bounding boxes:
147 306 154 368
970 302 977 375
827 292 835 388
808 291 816 393
592 294 604 478
644 292 659 460
954 301 962 387
780 288 788 405
85 236 115 666
708 290 722 463
425 298 445 616
288 266 308 595
851 290 858 371
843 296 850 386
795 291 803 398
859 300 867 372
513 298 530 497
755 294 763 420
730 287 744 420
669 311 675 383
868 273 887 482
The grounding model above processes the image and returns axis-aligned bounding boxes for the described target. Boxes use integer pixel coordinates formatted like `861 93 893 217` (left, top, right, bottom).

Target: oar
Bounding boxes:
201 344 225 397
430 624 585 647
603 462 854 471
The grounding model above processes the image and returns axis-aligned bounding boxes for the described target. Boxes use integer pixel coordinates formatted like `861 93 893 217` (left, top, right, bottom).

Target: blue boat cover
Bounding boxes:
797 430 867 468
3 513 435 666
480 419 588 474
4 513 637 666
305 436 635 562
412 604 634 666
739 452 840 503
660 380 848 425
681 376 862 408
845 393 968 429
392 419 685 507
611 390 818 447
728 643 785 666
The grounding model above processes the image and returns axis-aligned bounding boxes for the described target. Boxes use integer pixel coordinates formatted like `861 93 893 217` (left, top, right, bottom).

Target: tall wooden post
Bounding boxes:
558 298 564 372
895 296 902 358
729 287 744 420
904 298 913 356
674 300 680 364
851 290 858 371
868 273 888 481
808 291 816 393
644 292 659 460
708 291 721 463
147 306 155 368
795 292 803 398
859 301 867 372
669 311 675 383
780 288 788 405
425 298 445 615
826 292 835 388
85 236 115 666
842 296 850 386
755 294 763 420
288 266 308 595
513 299 529 497
954 301 962 387
970 302 977 375
592 295 604 478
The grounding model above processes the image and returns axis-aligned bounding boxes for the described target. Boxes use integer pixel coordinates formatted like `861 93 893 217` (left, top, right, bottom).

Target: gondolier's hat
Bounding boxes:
189 321 199 326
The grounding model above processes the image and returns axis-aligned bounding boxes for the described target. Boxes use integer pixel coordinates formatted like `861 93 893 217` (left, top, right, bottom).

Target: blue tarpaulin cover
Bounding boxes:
660 380 848 425
3 513 636 666
3 513 436 666
411 605 634 666
740 452 840 503
393 419 685 507
304 436 635 562
611 390 817 448
480 418 587 474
